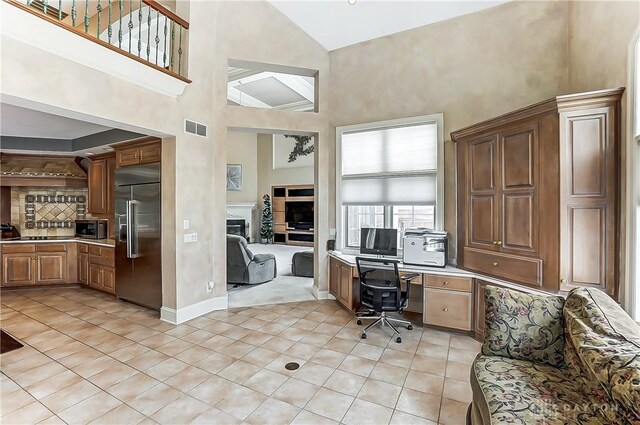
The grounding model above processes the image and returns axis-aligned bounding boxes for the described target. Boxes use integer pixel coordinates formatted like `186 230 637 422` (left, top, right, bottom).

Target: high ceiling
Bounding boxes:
267 0 509 51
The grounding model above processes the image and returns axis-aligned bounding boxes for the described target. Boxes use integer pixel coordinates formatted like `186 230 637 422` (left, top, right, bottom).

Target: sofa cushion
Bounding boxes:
482 285 566 367
564 287 640 421
472 354 633 424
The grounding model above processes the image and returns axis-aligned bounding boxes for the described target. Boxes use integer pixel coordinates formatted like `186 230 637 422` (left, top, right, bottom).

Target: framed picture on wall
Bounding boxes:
227 164 242 191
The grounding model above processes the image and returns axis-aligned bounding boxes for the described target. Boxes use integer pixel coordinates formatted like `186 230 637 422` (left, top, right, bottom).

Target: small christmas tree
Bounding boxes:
260 194 274 243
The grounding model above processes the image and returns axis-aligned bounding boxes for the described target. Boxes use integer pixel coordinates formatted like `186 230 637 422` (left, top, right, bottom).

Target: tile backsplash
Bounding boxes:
11 187 91 237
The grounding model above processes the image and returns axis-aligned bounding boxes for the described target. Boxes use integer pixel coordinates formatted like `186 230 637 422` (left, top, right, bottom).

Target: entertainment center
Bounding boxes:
272 184 314 246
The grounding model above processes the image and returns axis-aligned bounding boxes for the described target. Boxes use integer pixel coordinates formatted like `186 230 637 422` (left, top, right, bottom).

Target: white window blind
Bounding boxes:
341 123 438 205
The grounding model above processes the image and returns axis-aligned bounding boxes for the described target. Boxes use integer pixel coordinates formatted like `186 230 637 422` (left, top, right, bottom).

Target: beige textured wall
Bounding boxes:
226 131 258 204
1 0 331 312
256 133 315 207
328 1 570 260
568 1 639 93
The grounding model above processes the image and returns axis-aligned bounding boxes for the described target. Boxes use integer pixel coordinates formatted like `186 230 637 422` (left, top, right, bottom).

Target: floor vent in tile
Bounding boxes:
285 362 300 371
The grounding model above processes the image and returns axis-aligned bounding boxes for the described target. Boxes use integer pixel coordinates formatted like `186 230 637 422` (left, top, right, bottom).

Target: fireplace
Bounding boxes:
226 219 248 242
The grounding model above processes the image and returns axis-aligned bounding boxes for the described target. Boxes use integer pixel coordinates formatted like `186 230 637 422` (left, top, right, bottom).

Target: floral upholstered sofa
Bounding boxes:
468 286 640 425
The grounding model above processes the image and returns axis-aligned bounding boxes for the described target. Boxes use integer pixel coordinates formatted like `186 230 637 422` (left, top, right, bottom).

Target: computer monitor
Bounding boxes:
360 228 398 257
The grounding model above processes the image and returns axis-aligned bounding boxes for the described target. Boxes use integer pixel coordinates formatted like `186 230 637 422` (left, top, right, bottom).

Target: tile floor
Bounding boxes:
0 287 480 425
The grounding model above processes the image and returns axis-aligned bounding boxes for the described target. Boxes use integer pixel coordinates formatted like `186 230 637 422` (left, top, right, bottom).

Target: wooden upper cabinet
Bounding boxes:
466 136 499 251
499 124 539 256
116 147 140 167
559 102 618 297
88 158 109 214
115 139 162 168
453 88 623 297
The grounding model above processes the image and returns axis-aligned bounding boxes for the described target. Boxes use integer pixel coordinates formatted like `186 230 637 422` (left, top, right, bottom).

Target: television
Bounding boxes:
360 228 398 256
285 202 314 230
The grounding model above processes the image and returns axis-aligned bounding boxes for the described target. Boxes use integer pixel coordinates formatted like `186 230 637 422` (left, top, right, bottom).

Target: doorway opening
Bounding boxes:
226 129 317 308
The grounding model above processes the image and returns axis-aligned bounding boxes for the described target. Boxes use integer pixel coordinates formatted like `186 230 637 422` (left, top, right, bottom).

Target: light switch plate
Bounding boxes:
183 220 190 230
184 233 198 243
329 228 336 236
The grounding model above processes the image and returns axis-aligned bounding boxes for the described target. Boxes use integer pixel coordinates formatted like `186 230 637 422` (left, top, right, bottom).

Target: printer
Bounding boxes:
402 228 448 267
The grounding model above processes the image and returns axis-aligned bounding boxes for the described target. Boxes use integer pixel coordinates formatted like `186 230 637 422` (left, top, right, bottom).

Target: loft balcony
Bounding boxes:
2 0 191 97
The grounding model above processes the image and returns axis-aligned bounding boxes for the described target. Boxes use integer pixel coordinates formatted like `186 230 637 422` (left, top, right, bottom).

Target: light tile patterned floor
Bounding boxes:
0 287 480 425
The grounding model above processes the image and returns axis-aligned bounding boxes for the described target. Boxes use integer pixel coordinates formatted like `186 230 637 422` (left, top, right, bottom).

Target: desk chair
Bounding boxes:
355 257 418 343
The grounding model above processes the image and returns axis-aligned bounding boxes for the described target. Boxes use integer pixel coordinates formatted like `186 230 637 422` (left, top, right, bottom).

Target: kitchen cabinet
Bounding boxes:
1 243 67 286
85 244 116 294
78 244 89 285
453 88 623 297
88 154 115 215
115 139 161 168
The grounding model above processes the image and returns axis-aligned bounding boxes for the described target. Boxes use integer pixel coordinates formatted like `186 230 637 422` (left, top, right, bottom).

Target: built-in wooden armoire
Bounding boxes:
452 88 623 298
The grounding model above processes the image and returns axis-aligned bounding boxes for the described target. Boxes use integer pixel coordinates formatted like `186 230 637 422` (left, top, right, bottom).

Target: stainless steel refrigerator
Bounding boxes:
115 163 162 310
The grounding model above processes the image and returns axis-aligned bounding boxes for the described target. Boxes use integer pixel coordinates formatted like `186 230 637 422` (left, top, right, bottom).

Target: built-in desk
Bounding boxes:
329 252 552 340
329 252 475 333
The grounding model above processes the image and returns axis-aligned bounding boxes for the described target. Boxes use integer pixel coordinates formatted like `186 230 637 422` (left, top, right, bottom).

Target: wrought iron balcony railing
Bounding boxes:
5 0 190 82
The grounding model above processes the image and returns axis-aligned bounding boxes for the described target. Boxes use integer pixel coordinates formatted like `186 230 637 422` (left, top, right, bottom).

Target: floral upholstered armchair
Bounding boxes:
468 285 640 425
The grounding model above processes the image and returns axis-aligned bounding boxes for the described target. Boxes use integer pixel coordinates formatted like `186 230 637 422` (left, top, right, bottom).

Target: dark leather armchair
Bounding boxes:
355 257 417 343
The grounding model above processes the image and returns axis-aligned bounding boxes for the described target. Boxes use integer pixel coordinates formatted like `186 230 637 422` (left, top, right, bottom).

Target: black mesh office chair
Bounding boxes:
355 257 418 343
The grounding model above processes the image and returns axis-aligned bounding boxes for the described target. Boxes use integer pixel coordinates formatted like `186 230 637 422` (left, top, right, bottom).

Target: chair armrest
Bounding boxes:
253 253 275 263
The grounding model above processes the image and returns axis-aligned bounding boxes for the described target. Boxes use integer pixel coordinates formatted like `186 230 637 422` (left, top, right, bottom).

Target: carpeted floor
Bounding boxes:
228 243 315 308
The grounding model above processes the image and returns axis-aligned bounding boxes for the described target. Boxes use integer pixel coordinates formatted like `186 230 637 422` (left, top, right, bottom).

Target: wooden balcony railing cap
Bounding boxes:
142 0 189 29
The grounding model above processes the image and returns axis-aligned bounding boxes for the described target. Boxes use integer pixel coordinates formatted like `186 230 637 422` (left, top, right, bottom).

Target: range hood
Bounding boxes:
0 154 87 187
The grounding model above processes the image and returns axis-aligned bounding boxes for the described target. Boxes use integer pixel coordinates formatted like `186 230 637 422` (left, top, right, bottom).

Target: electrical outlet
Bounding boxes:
207 281 214 293
184 233 198 243
183 220 190 230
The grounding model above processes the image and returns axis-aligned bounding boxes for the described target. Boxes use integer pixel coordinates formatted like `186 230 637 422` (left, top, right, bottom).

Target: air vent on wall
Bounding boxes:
184 119 207 138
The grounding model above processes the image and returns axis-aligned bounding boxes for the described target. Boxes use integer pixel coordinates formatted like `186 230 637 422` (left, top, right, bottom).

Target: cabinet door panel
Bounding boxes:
2 254 35 286
560 107 616 296
469 195 497 248
88 160 108 214
36 254 67 284
116 147 140 168
139 143 161 164
469 137 496 191
501 128 536 189
78 253 88 284
339 265 351 308
502 193 535 252
102 267 116 293
329 260 339 298
563 205 607 289
568 115 606 197
88 263 102 288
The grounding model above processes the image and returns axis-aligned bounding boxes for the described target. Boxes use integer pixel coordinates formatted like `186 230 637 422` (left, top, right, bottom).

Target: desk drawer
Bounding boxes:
424 288 472 331
79 243 89 253
89 247 115 267
463 248 542 287
424 275 471 292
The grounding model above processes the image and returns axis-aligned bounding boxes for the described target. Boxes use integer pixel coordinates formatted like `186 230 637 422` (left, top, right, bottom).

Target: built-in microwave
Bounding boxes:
75 219 108 239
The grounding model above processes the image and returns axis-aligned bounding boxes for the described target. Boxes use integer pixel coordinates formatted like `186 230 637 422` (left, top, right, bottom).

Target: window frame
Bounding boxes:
629 30 640 321
335 114 444 253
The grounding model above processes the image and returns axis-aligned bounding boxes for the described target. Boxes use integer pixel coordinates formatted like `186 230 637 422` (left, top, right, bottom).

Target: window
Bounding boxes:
336 115 444 251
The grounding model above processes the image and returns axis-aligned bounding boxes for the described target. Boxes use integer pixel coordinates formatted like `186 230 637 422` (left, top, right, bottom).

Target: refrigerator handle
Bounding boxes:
126 200 141 258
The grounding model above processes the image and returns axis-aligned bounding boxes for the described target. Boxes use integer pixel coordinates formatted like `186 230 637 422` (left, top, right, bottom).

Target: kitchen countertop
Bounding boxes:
0 237 115 247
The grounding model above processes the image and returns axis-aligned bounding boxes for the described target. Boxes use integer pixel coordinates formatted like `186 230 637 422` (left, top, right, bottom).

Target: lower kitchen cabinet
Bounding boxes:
1 243 67 286
78 252 89 284
85 244 116 294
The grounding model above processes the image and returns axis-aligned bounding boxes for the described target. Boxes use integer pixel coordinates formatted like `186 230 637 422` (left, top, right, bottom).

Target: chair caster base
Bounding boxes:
357 319 362 325
407 325 413 330
396 337 402 343
361 333 367 339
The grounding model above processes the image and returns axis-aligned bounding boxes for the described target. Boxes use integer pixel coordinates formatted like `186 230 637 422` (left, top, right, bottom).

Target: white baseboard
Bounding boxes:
160 295 228 325
312 285 330 300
